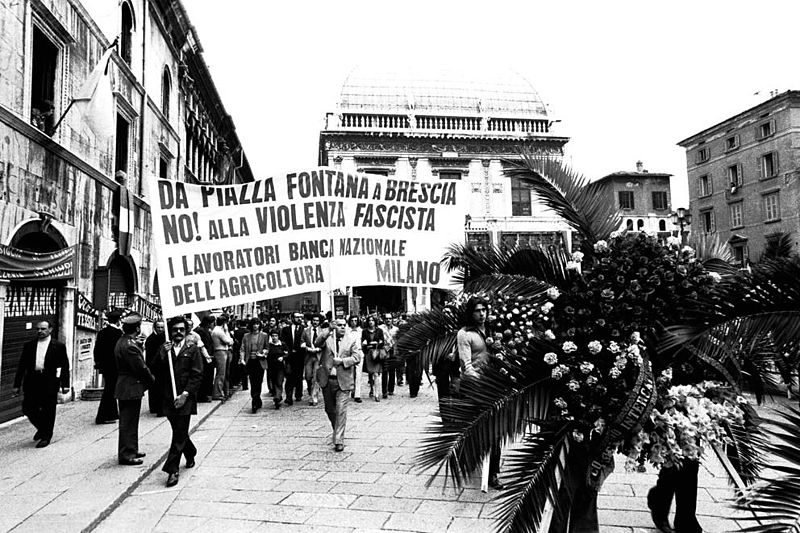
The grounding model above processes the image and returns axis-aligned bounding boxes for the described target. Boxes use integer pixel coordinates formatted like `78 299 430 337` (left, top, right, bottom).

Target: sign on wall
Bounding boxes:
149 168 467 317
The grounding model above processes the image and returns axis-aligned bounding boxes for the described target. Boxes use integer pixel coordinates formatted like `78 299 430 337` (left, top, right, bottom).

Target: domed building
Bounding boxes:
312 65 573 314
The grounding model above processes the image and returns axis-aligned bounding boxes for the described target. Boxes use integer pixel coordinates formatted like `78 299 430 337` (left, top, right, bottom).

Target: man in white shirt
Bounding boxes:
13 320 70 448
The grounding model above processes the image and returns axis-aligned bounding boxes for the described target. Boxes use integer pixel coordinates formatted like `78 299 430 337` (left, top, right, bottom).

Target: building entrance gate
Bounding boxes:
0 284 60 423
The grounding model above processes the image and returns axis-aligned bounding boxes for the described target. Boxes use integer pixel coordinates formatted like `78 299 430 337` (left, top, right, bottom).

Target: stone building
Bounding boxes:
292 65 572 314
678 91 800 266
595 161 674 238
0 0 252 422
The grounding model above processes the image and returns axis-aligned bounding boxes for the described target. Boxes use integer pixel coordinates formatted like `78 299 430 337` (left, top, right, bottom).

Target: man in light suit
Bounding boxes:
114 313 154 465
12 320 70 448
315 318 361 452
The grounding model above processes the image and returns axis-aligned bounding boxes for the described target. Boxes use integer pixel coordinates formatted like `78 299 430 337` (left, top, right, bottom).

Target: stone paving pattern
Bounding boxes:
0 379 755 532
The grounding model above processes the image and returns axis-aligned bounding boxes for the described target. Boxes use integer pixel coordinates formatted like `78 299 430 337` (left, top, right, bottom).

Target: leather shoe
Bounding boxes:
185 457 196 468
285 398 293 406
488 476 504 490
353 398 362 403
119 458 144 466
166 472 179 487
135 452 146 458
334 444 344 452
33 431 41 441
35 439 50 448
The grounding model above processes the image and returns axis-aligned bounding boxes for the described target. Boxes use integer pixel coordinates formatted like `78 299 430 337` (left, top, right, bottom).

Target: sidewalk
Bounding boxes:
0 393 225 533
93 382 747 533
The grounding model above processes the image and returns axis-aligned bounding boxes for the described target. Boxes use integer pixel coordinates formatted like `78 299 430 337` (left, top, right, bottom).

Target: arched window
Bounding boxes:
161 67 171 118
120 2 134 65
626 219 634 231
637 219 644 230
659 220 666 231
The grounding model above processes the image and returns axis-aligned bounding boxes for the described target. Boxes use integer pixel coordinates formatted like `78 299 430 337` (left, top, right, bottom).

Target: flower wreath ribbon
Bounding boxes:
587 358 657 488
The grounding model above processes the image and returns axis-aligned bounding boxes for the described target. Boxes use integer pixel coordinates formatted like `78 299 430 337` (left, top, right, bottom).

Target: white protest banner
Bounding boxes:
148 168 468 317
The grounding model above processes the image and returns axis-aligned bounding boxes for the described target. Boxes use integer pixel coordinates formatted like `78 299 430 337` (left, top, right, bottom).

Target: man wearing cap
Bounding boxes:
153 316 204 487
94 310 123 424
12 320 70 448
115 313 154 465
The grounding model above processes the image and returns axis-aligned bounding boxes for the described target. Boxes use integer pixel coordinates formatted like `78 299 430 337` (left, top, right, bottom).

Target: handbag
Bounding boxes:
373 347 388 361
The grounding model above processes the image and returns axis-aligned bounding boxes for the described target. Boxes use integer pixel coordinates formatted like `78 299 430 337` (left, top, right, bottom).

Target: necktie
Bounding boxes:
313 327 318 340
336 335 340 353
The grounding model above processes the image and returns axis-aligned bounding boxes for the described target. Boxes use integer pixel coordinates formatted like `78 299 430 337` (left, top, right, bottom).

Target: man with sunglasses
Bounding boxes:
153 316 204 487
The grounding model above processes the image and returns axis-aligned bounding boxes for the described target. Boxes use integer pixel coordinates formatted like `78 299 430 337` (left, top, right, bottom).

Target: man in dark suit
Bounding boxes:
301 314 323 406
114 313 155 465
144 320 166 416
281 312 306 405
315 318 361 452
12 320 70 448
94 310 122 424
153 316 204 487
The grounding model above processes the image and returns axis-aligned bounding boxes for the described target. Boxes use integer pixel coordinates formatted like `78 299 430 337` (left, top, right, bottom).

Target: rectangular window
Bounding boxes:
159 157 169 180
438 171 462 180
30 26 59 134
727 164 742 187
651 191 668 211
764 192 781 222
758 152 778 179
618 190 634 210
695 147 710 164
698 175 713 197
725 135 740 151
511 178 531 216
700 210 716 234
756 119 775 140
115 113 130 174
731 244 747 267
729 202 743 228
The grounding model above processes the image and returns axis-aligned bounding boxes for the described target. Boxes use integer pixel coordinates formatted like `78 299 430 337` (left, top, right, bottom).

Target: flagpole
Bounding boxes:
48 37 118 137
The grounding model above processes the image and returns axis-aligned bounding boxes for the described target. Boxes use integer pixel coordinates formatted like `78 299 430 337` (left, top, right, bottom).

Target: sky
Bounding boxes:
188 0 800 209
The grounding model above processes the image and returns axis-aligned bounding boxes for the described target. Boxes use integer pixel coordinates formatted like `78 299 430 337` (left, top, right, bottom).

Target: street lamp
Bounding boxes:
671 207 692 245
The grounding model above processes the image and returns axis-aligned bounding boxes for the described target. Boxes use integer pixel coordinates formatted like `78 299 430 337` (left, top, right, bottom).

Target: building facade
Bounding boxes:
309 65 572 314
0 0 252 422
595 161 674 238
678 91 800 266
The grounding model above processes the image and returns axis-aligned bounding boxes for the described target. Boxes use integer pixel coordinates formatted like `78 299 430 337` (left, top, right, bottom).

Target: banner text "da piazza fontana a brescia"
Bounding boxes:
149 168 468 316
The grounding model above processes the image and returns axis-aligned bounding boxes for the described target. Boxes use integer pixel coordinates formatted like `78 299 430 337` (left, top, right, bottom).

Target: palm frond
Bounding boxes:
444 243 573 289
418 366 553 488
503 155 620 251
737 407 800 532
395 307 462 367
760 231 795 261
689 233 735 267
492 427 570 533
463 274 552 305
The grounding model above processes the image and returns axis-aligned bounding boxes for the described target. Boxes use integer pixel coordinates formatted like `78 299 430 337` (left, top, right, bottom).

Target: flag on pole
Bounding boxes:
117 183 132 256
73 46 115 140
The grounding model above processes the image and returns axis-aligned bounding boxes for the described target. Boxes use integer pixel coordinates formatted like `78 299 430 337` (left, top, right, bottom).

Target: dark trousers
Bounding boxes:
381 362 396 396
163 415 196 474
118 398 142 461
22 376 57 440
147 372 163 415
96 372 119 423
247 360 265 409
548 448 599 533
271 365 286 404
649 460 702 533
406 354 421 397
199 358 214 400
395 357 405 385
284 355 304 401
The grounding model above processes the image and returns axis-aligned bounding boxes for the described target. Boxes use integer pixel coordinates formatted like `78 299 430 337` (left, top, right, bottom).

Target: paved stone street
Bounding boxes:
0 378 759 532
94 380 748 533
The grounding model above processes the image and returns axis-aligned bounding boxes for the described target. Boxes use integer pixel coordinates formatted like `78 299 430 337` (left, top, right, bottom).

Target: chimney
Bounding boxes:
635 160 644 173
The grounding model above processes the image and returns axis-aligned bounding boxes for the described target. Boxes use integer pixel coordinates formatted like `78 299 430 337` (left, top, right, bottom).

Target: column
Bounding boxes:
0 280 7 378
59 286 77 402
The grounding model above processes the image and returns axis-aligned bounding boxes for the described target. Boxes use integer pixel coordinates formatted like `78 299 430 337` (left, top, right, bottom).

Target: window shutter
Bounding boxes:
708 174 713 194
770 119 776 135
774 152 779 176
757 157 764 179
738 163 743 185
697 178 702 197
710 211 716 233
